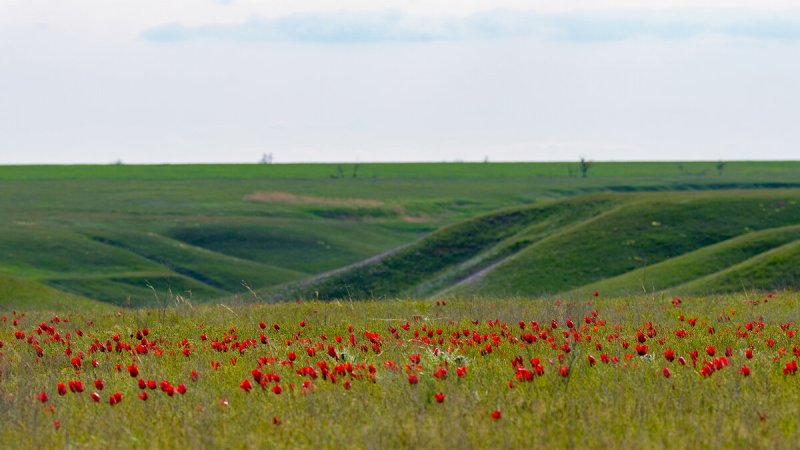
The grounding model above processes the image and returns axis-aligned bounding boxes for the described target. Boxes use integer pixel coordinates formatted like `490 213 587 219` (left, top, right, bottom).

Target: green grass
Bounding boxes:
566 225 800 297
2 162 800 306
468 190 800 297
86 229 306 290
282 189 800 300
674 241 800 294
3 293 800 448
0 274 111 311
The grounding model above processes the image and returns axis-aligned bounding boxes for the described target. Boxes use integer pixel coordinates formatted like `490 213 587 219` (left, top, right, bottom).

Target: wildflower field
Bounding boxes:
2 293 800 449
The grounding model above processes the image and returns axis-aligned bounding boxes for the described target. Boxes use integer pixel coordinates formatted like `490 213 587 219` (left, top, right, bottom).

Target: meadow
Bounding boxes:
2 292 800 449
1 161 799 308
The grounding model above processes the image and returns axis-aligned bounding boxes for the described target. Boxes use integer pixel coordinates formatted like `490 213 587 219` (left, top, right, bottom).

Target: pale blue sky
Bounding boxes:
1 1 799 163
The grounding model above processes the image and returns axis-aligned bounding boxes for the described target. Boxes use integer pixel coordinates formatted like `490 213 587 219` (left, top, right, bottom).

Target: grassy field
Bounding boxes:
284 189 800 300
1 161 799 306
2 293 800 449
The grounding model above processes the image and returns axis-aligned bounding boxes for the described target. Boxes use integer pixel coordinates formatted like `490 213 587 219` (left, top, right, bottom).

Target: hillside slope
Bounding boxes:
564 225 800 298
0 274 111 311
267 189 800 300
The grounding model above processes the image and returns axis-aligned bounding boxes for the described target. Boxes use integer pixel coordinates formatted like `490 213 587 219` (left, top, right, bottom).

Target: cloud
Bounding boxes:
141 9 800 44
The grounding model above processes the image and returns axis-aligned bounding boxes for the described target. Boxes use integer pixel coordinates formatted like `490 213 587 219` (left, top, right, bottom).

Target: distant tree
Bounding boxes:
336 164 345 179
579 157 592 178
352 163 360 179
716 160 726 176
259 153 273 164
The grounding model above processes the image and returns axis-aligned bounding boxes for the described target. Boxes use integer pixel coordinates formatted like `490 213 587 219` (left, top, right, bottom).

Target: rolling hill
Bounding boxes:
271 189 800 300
1 162 799 307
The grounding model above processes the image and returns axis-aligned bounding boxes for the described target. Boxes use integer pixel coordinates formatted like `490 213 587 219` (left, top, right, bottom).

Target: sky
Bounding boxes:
1 1 799 164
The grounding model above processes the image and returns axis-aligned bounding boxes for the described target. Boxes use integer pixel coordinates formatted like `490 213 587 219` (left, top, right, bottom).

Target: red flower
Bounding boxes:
559 366 569 377
745 349 753 359
739 365 751 377
138 378 147 389
409 354 421 364
138 391 148 401
91 392 100 402
456 367 467 377
68 380 84 393
662 367 671 378
783 360 798 375
177 384 187 395
408 373 419 385
127 364 139 378
190 370 199 381
705 346 715 357
109 392 122 405
587 355 596 366
240 378 253 393
635 344 648 356
491 410 502 420
664 348 675 362
271 384 282 395
287 351 296 362
259 321 267 329
94 379 104 390
434 392 445 403
37 391 48 403
147 380 157 390
57 383 67 396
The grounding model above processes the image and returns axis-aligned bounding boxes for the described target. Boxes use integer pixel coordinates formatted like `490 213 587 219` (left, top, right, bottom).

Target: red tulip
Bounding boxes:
94 379 104 390
57 383 67 396
434 392 445 403
491 410 502 420
91 392 100 402
191 370 199 381
37 391 48 403
664 348 675 362
177 384 187 395
662 367 671 378
271 384 282 395
127 364 139 378
240 378 253 393
706 346 715 357
408 373 419 385
745 349 753 359
739 365 751 377
138 391 148 401
559 366 569 377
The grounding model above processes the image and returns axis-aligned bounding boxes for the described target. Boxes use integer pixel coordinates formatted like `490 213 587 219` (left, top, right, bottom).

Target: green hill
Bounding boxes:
564 224 800 297
274 189 800 300
0 274 111 311
2 162 800 306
